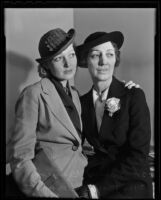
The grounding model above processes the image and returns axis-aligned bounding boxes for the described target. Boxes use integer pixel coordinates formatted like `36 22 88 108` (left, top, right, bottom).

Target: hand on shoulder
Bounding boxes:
122 80 141 89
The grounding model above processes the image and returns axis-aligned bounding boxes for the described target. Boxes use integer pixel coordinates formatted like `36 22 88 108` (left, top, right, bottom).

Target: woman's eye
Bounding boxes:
54 56 62 62
90 54 100 59
106 53 114 57
69 52 76 58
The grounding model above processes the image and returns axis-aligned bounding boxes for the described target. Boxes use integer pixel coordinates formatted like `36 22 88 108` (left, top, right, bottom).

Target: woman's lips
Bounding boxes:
97 68 108 73
64 69 73 74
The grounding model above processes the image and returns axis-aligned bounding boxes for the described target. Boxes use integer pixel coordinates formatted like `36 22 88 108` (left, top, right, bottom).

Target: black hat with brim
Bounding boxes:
76 31 124 68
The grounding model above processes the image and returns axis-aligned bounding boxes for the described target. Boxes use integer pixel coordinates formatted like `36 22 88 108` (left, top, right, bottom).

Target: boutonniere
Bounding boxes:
105 97 121 117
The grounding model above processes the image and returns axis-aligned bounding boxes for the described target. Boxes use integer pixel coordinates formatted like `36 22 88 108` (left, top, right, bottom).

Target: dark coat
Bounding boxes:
80 76 153 198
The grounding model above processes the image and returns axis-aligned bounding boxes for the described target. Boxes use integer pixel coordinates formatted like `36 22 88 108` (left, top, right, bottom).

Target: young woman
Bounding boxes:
8 28 87 198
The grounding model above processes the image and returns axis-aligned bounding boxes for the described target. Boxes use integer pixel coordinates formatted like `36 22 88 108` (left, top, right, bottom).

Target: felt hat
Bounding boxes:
36 28 75 63
76 31 124 68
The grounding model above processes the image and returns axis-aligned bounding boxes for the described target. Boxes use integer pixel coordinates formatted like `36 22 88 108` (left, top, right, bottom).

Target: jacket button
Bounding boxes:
72 145 79 151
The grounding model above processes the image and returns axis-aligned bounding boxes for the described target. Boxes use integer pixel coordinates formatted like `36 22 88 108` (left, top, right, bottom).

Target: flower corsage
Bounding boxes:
105 97 121 117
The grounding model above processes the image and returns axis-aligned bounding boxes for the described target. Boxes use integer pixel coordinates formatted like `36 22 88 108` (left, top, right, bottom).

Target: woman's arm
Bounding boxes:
95 88 151 197
9 86 58 197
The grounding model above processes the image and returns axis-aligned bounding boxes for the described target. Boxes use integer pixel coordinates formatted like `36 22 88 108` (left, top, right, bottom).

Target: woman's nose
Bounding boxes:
99 54 107 66
63 57 70 68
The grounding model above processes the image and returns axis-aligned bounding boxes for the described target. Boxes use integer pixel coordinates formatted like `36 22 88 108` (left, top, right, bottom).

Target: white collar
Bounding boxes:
93 87 109 107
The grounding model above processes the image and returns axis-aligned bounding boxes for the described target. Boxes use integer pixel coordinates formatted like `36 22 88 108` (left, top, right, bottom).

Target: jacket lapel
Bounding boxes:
68 81 82 132
82 89 101 145
40 78 81 143
99 76 126 139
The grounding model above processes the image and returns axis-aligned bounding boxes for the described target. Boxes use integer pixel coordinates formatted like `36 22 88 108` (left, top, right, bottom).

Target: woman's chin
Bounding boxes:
64 73 75 80
95 74 112 81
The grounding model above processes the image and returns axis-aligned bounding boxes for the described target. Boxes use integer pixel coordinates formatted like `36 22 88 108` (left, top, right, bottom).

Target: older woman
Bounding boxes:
76 31 153 198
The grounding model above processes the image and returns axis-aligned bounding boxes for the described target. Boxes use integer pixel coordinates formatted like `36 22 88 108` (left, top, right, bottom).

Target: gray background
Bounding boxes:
5 9 155 169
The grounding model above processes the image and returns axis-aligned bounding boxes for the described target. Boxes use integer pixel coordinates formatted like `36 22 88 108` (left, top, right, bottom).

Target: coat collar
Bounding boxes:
99 76 126 137
83 76 126 145
86 76 126 102
40 78 81 143
106 76 126 99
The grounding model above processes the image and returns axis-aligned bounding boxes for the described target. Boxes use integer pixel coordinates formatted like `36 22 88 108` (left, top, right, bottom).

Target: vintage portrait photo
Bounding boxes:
4 5 158 199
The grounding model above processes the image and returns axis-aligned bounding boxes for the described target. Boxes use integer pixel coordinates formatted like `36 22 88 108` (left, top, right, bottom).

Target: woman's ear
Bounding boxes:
38 64 48 78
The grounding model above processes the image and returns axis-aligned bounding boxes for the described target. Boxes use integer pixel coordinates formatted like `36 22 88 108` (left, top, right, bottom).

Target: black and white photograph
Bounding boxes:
4 6 158 199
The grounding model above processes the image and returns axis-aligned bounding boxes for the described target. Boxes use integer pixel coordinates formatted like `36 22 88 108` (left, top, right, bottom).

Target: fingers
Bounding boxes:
124 80 141 89
128 84 140 89
125 80 133 87
135 84 140 88
127 83 136 89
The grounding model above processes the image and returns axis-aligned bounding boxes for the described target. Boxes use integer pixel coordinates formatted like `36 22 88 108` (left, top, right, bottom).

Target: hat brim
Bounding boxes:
36 29 75 64
77 31 124 68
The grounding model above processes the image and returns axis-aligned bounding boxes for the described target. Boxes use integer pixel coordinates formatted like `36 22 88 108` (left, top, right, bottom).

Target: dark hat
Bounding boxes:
76 31 124 68
36 28 75 63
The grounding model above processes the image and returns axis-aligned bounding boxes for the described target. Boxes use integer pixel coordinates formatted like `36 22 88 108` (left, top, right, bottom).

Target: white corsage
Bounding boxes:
105 97 120 117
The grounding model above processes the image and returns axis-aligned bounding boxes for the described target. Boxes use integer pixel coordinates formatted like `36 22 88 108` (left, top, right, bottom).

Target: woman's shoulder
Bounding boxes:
124 86 148 107
115 78 145 95
125 86 146 98
20 80 42 97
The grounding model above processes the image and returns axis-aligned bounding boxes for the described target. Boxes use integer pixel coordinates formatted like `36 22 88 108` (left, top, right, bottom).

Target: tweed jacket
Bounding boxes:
81 76 153 198
9 78 87 197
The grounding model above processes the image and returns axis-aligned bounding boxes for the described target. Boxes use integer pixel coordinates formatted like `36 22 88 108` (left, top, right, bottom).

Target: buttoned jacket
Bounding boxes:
81 76 153 198
9 78 87 197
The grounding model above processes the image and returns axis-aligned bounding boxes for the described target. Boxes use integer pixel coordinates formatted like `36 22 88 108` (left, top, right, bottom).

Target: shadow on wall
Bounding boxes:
6 51 34 163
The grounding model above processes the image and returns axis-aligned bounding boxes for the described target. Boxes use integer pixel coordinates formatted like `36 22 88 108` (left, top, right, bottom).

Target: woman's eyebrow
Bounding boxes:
89 49 100 53
90 49 115 53
106 49 115 52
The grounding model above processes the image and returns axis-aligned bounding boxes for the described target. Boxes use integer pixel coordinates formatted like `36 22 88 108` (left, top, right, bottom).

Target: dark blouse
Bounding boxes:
49 77 81 138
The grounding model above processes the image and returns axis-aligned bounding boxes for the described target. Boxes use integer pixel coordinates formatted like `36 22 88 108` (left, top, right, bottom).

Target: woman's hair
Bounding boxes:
111 42 120 67
37 61 51 78
77 41 121 68
37 64 49 78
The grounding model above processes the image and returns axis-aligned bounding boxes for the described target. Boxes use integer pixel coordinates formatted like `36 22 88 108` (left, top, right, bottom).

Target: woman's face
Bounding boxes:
48 44 77 81
87 41 116 82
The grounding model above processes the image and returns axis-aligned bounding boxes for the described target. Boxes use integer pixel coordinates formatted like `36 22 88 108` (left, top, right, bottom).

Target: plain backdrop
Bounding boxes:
74 8 155 148
5 9 155 169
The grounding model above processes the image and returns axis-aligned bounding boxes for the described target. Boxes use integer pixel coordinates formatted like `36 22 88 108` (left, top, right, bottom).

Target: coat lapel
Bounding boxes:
40 78 81 143
99 76 126 139
82 89 101 145
69 83 82 131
